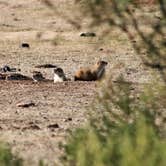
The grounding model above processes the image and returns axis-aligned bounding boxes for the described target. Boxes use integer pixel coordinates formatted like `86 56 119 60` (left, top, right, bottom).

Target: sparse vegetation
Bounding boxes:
62 76 166 165
0 0 165 165
57 0 166 165
0 143 23 166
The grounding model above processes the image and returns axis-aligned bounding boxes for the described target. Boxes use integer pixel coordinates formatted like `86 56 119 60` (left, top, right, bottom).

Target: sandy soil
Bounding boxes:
0 80 95 165
0 0 157 165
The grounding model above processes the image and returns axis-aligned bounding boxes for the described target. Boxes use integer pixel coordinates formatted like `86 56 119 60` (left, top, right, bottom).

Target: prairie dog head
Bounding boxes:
54 67 67 82
54 68 65 77
96 60 108 69
95 60 108 79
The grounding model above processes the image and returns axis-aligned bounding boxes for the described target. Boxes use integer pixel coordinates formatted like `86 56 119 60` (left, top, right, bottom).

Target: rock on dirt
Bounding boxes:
17 101 36 108
80 32 96 37
35 64 57 68
47 123 59 129
21 43 30 48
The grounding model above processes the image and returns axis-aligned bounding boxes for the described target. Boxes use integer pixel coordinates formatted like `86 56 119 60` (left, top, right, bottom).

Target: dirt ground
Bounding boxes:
0 0 157 165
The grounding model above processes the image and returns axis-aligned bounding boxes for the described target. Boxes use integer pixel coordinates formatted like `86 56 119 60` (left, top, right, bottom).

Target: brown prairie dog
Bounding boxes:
74 60 108 81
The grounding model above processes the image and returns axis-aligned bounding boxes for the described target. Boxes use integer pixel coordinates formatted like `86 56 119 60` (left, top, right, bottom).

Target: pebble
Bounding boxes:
80 32 96 37
17 101 35 108
21 43 30 48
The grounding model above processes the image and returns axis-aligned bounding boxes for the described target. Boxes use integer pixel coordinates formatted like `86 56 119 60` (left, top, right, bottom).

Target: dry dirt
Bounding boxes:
0 0 157 165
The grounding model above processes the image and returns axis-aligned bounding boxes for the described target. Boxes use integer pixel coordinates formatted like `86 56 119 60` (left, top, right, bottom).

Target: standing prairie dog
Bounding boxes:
53 67 68 83
74 60 108 81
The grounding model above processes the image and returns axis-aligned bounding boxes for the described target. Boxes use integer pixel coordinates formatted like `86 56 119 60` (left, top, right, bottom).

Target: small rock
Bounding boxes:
6 73 31 80
21 43 30 48
126 68 138 75
43 116 48 120
99 48 103 51
22 124 40 131
14 18 20 21
15 110 19 114
129 87 135 91
51 133 56 137
47 123 59 129
0 73 6 80
30 124 40 130
17 101 35 108
80 32 96 37
65 117 72 122
35 64 57 68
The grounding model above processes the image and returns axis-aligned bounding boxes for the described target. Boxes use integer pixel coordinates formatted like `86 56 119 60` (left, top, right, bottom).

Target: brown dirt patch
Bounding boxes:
0 80 95 165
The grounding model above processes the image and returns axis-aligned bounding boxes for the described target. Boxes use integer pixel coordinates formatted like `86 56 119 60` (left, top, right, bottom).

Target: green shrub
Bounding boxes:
62 79 166 166
0 143 23 166
63 120 166 166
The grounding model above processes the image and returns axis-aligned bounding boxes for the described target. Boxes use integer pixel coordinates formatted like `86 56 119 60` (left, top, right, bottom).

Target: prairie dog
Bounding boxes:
53 68 68 83
32 71 45 82
74 60 108 81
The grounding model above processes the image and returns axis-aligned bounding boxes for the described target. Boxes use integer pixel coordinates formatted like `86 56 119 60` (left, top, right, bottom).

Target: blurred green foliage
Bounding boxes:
0 143 23 166
62 77 166 166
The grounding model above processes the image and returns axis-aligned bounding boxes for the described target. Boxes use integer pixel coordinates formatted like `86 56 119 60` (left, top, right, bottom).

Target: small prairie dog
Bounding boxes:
74 60 108 81
53 67 68 83
32 71 45 82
